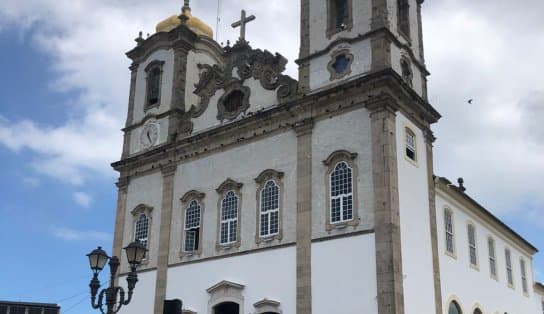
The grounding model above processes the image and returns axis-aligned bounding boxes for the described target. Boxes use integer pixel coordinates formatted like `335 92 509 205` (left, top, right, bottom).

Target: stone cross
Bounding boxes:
231 10 256 42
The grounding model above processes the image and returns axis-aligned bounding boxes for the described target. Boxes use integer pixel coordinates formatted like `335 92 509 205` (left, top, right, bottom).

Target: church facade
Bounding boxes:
110 0 543 313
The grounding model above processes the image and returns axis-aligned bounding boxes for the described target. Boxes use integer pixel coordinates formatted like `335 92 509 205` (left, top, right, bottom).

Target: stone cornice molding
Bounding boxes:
115 176 130 190
322 150 358 166
131 204 153 216
144 60 166 73
293 118 314 136
161 164 177 177
206 280 245 294
254 169 284 184
216 178 243 194
253 299 281 314
180 190 206 204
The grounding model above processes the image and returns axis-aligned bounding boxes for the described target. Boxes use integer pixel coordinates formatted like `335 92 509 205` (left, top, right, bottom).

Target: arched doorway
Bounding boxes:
213 302 240 314
448 301 462 314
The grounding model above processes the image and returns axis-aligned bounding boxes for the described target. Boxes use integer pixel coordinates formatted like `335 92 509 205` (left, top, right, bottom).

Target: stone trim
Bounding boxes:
207 280 245 314
445 295 465 314
182 309 197 314
130 204 154 265
327 48 354 81
144 60 166 112
370 103 405 314
298 0 310 93
322 150 360 231
253 299 281 314
255 169 285 244
216 82 251 122
112 176 130 282
371 32 392 72
153 166 177 314
470 303 484 314
371 0 390 30
294 119 313 314
424 131 443 314
326 0 354 39
179 190 206 259
122 66 138 158
215 179 244 250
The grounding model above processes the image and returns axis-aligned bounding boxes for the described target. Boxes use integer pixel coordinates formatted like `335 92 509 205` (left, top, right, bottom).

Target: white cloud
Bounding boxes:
73 191 92 209
52 226 110 242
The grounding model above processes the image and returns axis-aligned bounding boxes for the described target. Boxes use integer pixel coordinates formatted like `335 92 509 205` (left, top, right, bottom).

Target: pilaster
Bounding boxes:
297 0 311 94
112 176 130 260
294 118 313 314
122 64 139 159
153 164 177 314
370 103 405 314
425 130 443 314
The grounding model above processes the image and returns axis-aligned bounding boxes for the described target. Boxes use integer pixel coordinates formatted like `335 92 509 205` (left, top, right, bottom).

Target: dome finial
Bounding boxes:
183 0 191 12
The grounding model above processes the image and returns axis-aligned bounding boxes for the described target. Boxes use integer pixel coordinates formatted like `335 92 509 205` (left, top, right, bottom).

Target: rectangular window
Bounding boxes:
330 162 354 223
397 0 410 39
505 249 514 286
444 209 455 254
405 128 417 161
468 224 477 266
488 237 497 278
327 0 352 37
520 259 528 294
260 180 280 237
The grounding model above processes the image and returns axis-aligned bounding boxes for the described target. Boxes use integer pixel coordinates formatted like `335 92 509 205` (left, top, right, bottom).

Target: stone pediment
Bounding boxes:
206 280 245 294
187 41 298 121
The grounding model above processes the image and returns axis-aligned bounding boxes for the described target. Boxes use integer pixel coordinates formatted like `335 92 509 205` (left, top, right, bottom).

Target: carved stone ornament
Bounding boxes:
217 82 251 122
187 41 298 121
327 48 354 81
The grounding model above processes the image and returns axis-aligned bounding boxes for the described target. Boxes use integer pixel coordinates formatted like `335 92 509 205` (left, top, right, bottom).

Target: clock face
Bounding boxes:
140 123 159 149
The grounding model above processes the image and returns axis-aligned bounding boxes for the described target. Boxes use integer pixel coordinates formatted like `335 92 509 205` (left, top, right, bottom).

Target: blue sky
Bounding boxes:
0 0 543 313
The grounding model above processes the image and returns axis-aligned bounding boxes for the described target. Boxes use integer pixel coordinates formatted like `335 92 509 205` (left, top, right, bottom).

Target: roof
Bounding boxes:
435 176 538 254
0 300 60 309
535 282 544 294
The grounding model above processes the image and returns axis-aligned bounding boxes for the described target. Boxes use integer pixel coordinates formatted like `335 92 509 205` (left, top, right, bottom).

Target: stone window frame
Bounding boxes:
327 48 354 81
255 169 285 244
323 150 360 231
505 247 515 289
467 222 479 270
397 0 411 42
400 56 413 87
131 204 154 265
253 299 282 314
181 309 197 314
520 257 529 296
488 236 499 281
444 206 457 259
445 296 464 314
216 179 243 251
206 280 245 314
470 303 484 314
404 125 417 165
144 60 165 111
179 190 206 259
326 0 354 39
216 81 251 122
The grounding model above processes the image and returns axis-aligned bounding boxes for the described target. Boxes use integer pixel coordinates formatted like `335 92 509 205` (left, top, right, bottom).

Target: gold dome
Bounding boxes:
156 6 214 38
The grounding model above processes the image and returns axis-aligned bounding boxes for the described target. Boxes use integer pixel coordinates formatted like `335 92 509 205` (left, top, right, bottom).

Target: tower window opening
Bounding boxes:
327 0 352 37
397 0 410 39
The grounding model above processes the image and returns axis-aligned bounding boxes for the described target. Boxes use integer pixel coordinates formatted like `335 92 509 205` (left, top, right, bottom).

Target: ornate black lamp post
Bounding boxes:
87 242 147 314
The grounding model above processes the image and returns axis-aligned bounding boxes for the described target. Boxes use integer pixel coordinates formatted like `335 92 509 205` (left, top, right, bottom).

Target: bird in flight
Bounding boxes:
467 99 474 104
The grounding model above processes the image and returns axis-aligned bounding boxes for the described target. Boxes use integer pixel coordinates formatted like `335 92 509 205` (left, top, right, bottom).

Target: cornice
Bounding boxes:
112 70 440 177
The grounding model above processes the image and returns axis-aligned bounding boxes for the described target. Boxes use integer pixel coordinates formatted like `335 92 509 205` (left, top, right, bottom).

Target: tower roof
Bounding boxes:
155 0 213 38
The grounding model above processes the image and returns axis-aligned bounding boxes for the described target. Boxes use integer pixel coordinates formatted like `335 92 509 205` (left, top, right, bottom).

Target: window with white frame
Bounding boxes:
467 224 478 267
505 249 514 286
444 209 455 255
260 180 280 237
184 200 201 252
488 237 497 278
135 213 149 247
220 191 239 245
405 127 417 162
520 259 528 294
330 161 354 223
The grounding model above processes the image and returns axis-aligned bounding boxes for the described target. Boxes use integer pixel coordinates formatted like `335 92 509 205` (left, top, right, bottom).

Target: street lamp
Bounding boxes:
87 242 147 314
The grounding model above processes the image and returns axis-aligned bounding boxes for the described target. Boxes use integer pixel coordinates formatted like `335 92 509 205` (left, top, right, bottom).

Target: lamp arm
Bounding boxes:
96 289 108 314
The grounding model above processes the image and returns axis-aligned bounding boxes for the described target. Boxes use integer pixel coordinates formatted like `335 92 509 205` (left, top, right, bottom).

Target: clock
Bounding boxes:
140 123 159 149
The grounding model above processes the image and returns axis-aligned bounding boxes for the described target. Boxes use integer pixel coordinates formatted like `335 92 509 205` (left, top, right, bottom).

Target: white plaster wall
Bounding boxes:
395 112 437 314
312 234 378 314
117 270 157 314
133 49 175 123
169 131 298 264
308 0 373 53
129 117 170 155
436 191 541 314
123 172 163 273
311 108 374 238
390 43 424 98
309 40 372 91
166 246 296 313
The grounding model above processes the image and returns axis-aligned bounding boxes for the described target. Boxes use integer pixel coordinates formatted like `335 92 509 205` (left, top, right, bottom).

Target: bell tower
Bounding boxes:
298 0 428 99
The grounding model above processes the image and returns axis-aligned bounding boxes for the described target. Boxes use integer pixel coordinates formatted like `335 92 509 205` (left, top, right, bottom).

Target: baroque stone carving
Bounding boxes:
216 82 250 122
188 41 298 121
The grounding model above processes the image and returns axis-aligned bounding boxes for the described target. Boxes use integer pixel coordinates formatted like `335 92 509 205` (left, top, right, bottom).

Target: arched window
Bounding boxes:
135 213 149 247
184 200 201 252
405 127 417 162
330 161 354 223
444 208 455 255
467 223 478 267
473 309 482 314
448 301 462 314
220 191 239 245
260 180 280 237
145 61 165 109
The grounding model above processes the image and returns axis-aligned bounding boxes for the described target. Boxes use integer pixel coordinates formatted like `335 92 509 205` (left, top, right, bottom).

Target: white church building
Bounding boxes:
108 0 544 313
